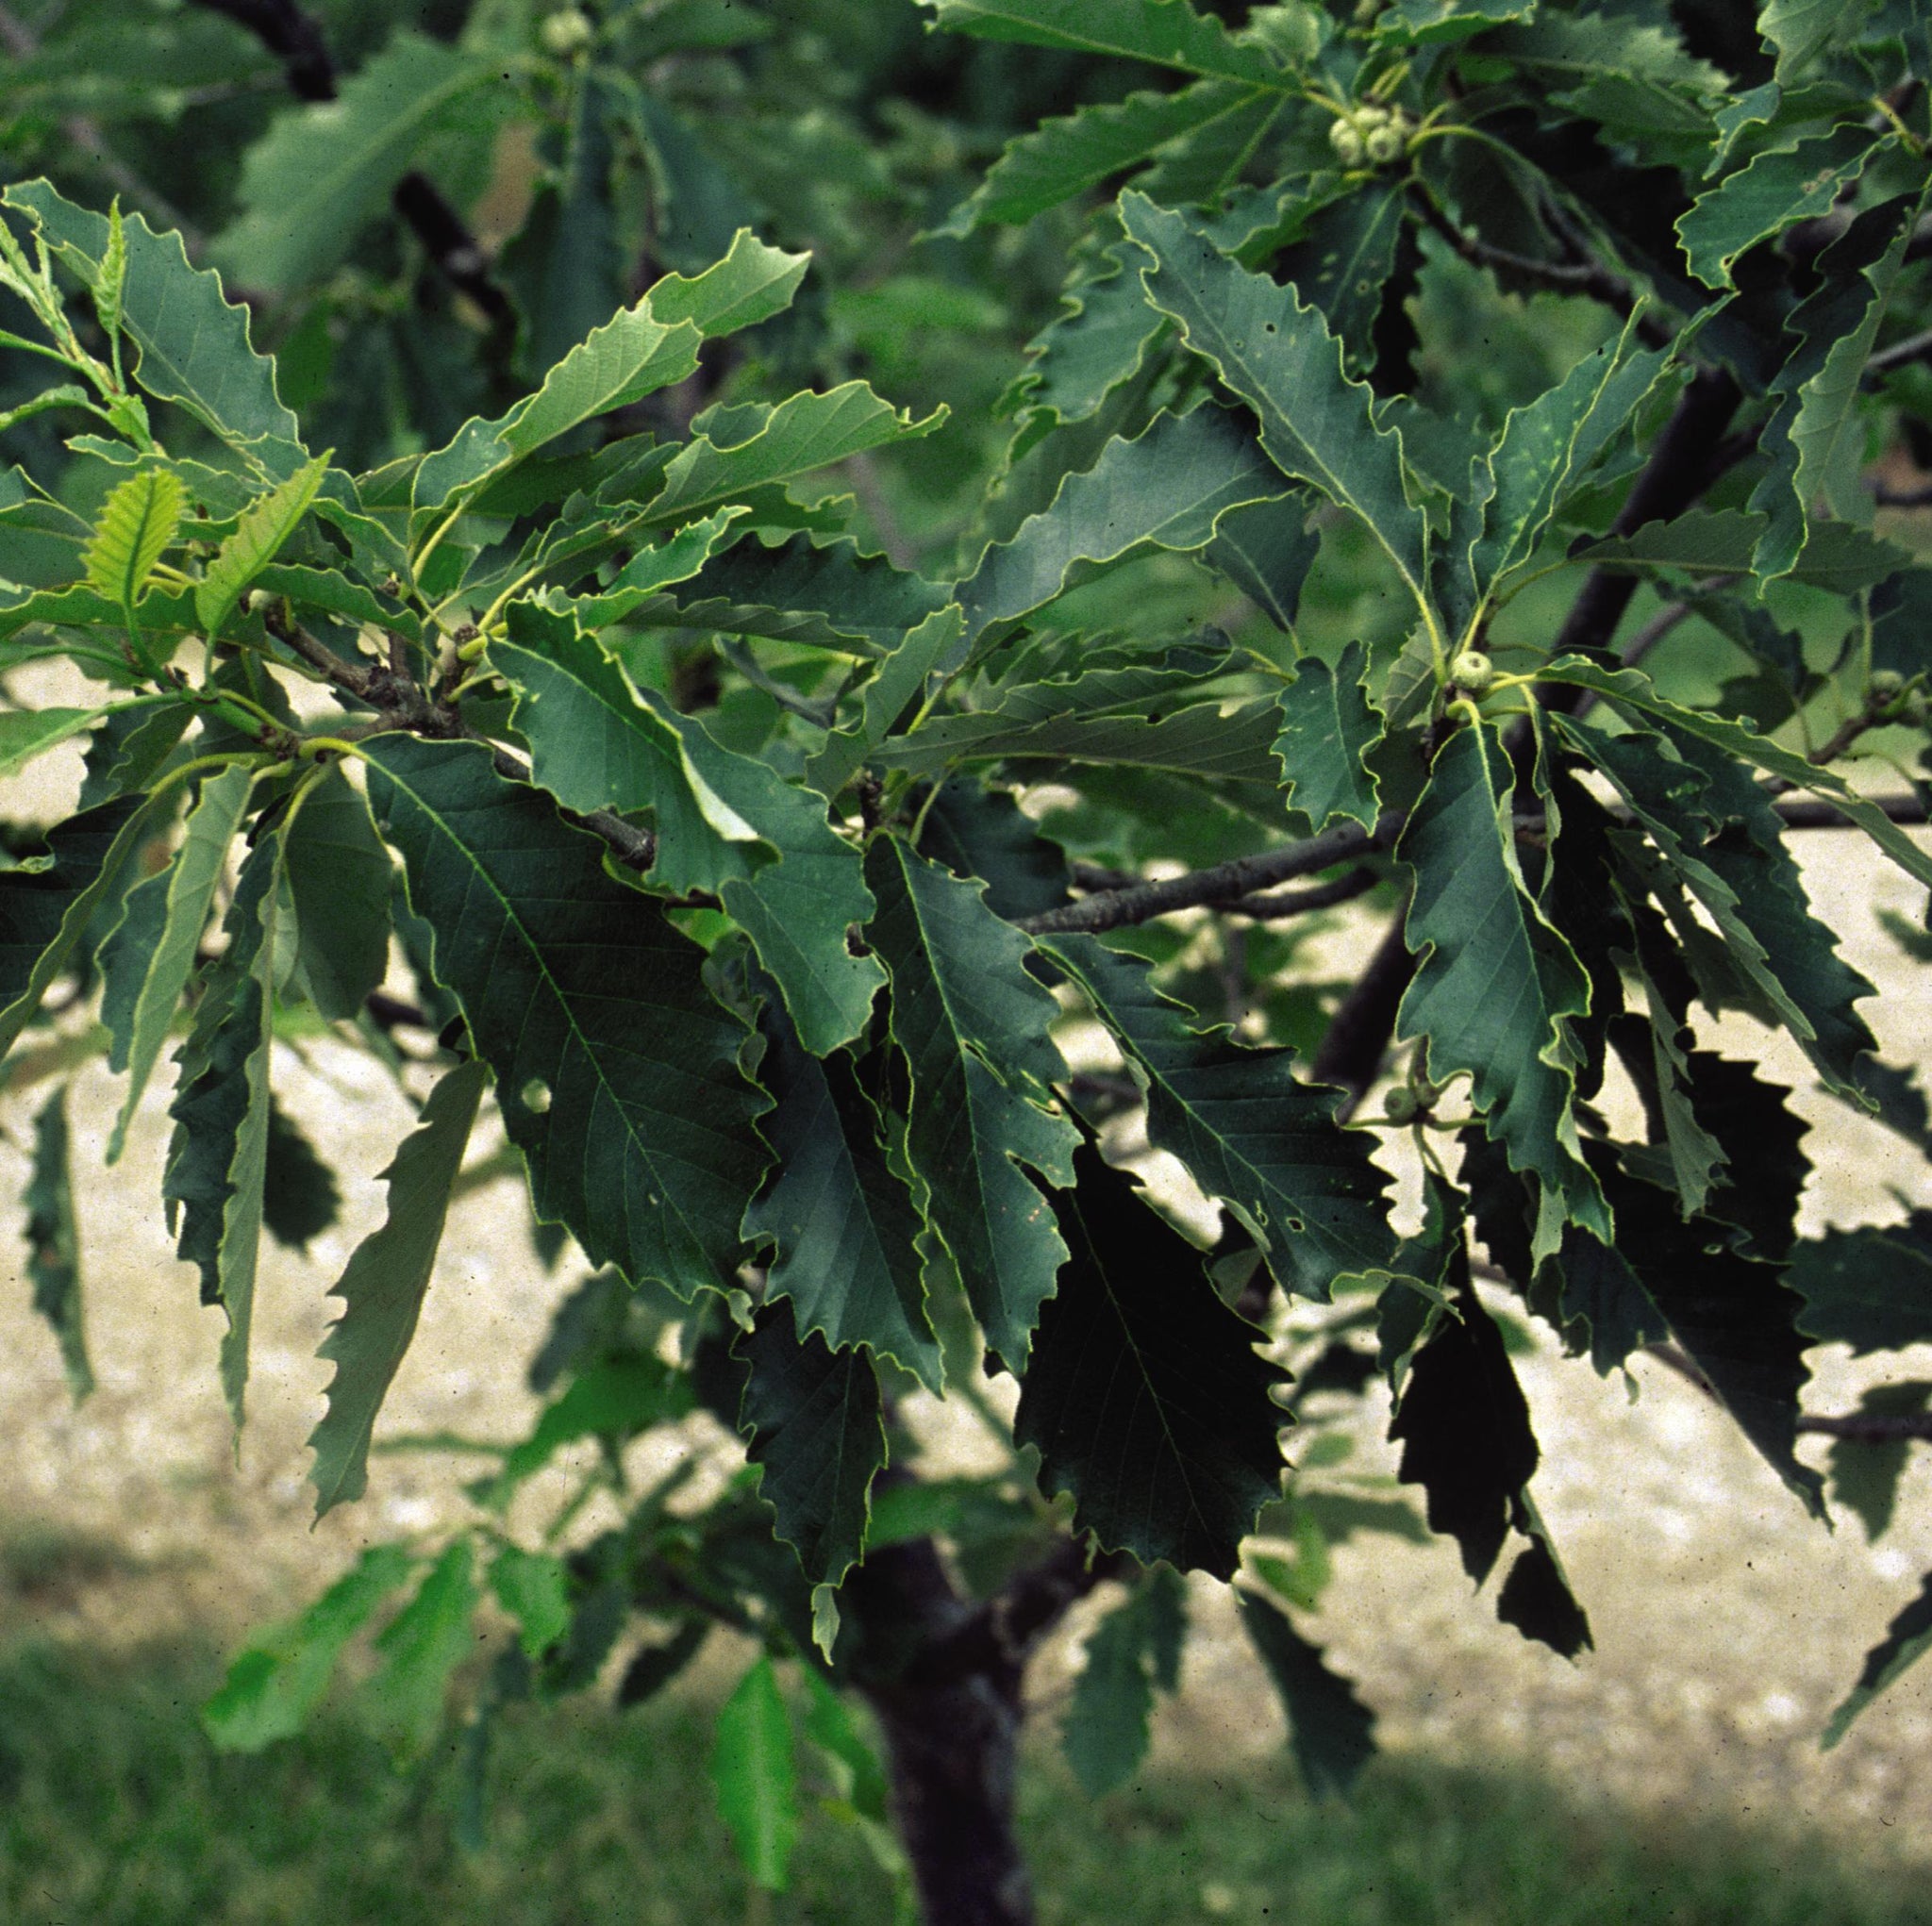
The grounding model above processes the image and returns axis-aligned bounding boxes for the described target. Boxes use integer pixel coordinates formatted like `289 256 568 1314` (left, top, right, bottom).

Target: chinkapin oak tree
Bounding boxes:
8 0 1932 1918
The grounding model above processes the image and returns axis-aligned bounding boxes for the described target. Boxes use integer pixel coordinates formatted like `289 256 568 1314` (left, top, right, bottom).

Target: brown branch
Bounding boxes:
1223 864 1382 921
1407 184 1672 348
1016 812 1399 938
487 743 658 872
1868 325 1932 381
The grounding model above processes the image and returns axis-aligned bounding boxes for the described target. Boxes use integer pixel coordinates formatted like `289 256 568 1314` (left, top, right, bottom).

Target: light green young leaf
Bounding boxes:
308 1059 489 1519
83 466 183 610
414 306 703 512
369 1540 479 1755
941 81 1260 235
1397 724 1607 1260
918 0 1282 81
712 1655 800 1892
195 453 328 641
98 763 254 1163
24 1082 92 1402
489 1545 571 1661
742 998 941 1387
1120 193 1433 633
638 382 947 529
6 180 306 476
866 835 1077 1367
360 735 769 1299
1273 640 1384 833
737 1299 888 1592
203 1544 416 1752
494 604 883 1054
645 227 811 337
284 767 393 1021
95 197 127 345
161 832 286 1427
1674 124 1877 289
959 404 1290 638
570 505 749 627
216 32 505 292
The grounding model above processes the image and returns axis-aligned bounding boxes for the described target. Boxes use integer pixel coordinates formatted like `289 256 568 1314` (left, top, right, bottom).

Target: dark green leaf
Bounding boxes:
736 1298 887 1592
1790 1211 1932 1353
1203 490 1321 633
1675 124 1876 290
1041 933 1393 1301
1064 1590 1157 1796
262 1101 340 1253
1238 1588 1375 1798
865 835 1077 1367
360 735 768 1299
284 766 393 1021
1824 1570 1932 1748
741 998 941 1387
308 1059 488 1519
1015 1141 1287 1577
918 0 1280 81
23 1081 90 1401
1274 640 1384 832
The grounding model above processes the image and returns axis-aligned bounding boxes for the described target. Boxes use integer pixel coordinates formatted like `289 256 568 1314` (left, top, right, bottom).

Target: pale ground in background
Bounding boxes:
3 687 1932 1875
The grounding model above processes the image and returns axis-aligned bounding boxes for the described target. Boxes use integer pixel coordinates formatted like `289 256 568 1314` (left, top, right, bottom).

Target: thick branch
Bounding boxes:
187 0 335 100
487 744 658 872
1868 325 1932 381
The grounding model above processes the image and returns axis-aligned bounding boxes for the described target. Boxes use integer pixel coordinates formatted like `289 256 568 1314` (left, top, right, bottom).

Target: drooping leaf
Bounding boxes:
1014 1141 1287 1577
0 793 158 1058
1238 1588 1376 1798
1824 1571 1932 1748
160 831 285 1426
203 1545 416 1752
369 1540 479 1755
494 604 883 1053
360 735 769 1298
1273 640 1384 833
6 180 305 474
308 1059 489 1519
1555 715 1878 1096
1389 1229 1538 1585
1674 124 1876 289
942 81 1262 235
284 765 393 1021
1541 657 1932 893
711 1654 800 1892
917 0 1280 82
97 763 253 1162
741 996 941 1387
566 506 751 628
1790 1212 1932 1353
960 404 1288 638
1041 934 1393 1300
216 32 505 293
1120 193 1433 631
865 835 1077 1367
1003 234 1167 431
736 1298 888 1592
194 454 328 641
82 466 182 611
1396 722 1606 1259
1573 506 1907 594
1494 1531 1593 1660
23 1082 91 1401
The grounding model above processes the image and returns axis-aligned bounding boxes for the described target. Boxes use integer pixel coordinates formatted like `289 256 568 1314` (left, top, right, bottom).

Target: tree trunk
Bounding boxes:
840 1499 1118 1926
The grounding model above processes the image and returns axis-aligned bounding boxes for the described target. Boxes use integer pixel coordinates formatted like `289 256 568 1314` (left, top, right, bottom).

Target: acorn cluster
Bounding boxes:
1868 667 1930 727
539 7 594 58
1327 102 1410 170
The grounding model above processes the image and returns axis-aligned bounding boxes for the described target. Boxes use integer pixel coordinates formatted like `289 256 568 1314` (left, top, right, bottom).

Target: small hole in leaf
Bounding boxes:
521 1077 553 1115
